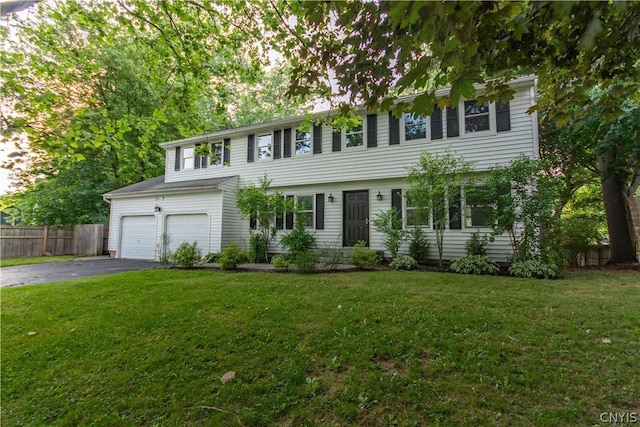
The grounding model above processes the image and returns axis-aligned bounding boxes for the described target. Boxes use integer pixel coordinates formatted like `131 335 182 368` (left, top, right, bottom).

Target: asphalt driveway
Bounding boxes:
1 257 161 288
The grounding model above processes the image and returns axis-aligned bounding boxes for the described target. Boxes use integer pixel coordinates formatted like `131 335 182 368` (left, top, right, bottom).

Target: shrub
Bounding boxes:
249 233 269 263
465 231 492 256
370 209 408 259
292 251 318 274
349 241 382 269
170 241 202 268
271 254 290 270
509 259 559 279
390 255 418 270
203 252 221 263
408 227 430 263
280 216 316 257
219 244 248 270
450 255 499 275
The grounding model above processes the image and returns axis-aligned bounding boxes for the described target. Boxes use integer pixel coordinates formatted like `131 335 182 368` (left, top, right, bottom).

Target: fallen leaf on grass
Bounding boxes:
221 371 236 384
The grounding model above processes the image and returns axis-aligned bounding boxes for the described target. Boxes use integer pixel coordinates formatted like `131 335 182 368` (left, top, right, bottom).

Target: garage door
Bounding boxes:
120 216 157 260
166 214 210 254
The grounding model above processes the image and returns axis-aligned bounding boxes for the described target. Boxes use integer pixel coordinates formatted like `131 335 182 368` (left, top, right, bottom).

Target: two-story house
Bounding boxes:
103 75 538 262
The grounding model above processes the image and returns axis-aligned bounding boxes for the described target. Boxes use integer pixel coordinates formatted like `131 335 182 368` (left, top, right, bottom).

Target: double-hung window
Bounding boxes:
406 198 430 227
211 142 222 165
297 195 314 228
464 186 493 227
295 129 311 155
257 134 272 160
404 113 427 141
464 100 490 133
182 147 195 169
345 123 364 148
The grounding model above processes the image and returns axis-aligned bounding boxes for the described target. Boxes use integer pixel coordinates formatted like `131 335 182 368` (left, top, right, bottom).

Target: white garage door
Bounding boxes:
166 214 210 254
120 216 157 260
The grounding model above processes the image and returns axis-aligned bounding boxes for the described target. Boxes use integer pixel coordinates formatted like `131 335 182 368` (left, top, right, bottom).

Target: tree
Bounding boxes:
271 1 640 263
482 156 564 263
236 175 294 262
370 209 408 259
405 151 474 267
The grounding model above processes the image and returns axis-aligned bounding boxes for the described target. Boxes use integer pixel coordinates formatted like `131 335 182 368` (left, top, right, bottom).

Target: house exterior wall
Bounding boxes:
107 191 222 259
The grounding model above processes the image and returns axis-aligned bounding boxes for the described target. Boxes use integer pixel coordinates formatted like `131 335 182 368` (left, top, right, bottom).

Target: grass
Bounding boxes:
0 255 78 268
2 270 639 426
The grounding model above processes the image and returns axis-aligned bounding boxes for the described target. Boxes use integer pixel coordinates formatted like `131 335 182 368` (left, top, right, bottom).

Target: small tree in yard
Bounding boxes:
483 155 564 263
236 174 294 262
370 209 408 259
406 151 475 267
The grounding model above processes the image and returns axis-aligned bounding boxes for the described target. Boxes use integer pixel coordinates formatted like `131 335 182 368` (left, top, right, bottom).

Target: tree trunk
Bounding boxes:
601 173 638 263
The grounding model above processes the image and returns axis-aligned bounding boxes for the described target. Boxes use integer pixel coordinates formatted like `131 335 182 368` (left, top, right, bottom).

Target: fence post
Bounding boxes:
42 226 49 256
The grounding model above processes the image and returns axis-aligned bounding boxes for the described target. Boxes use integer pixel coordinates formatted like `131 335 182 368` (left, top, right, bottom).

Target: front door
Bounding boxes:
343 190 369 246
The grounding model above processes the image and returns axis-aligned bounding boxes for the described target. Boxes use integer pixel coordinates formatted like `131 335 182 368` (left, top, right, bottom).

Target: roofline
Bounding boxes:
104 185 223 200
160 74 537 149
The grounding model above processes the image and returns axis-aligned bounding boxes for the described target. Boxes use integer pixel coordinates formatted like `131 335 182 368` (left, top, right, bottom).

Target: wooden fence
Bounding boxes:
0 224 106 258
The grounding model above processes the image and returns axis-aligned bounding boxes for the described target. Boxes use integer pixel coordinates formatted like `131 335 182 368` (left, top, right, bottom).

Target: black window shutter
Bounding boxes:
276 195 284 230
389 111 400 145
496 101 511 132
174 147 181 171
194 143 201 169
285 195 294 229
446 106 459 138
430 106 443 140
367 114 378 147
332 129 342 152
283 128 292 158
223 138 230 165
391 189 403 228
448 188 462 229
247 134 255 163
313 125 322 154
315 193 325 230
249 215 257 230
273 129 282 159
201 144 208 169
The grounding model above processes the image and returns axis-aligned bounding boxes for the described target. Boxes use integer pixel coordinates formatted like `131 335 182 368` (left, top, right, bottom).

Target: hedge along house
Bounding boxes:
104 75 539 262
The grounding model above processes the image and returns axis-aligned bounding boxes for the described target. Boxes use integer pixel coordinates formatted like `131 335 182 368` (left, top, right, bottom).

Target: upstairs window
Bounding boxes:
404 113 427 141
257 134 272 160
295 129 311 155
464 100 490 133
182 147 194 169
345 123 363 148
211 142 222 166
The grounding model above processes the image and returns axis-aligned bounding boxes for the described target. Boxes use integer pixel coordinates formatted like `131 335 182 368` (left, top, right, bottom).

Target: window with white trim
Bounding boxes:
464 185 493 227
406 197 430 227
297 195 314 228
211 142 222 165
182 146 194 169
464 100 490 133
345 123 363 148
257 134 272 160
404 113 427 141
295 129 311 155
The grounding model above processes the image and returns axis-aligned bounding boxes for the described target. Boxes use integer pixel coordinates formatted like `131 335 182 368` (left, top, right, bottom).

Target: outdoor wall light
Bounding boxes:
328 193 334 203
154 205 162 212
376 191 383 201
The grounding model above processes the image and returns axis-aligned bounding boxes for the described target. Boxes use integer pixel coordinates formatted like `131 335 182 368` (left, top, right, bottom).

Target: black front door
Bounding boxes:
343 190 369 246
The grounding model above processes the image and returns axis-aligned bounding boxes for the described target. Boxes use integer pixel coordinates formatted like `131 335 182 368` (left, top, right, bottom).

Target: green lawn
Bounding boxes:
0 255 78 268
2 270 638 426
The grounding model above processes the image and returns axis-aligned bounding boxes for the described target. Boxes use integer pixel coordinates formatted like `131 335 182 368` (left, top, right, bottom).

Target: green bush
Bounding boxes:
202 252 221 263
450 255 499 275
408 227 430 263
271 254 290 270
349 241 382 269
219 244 248 270
249 233 269 263
370 209 408 259
509 259 559 279
560 215 604 266
170 241 202 268
292 251 318 274
465 231 492 256
280 217 316 257
390 255 418 270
